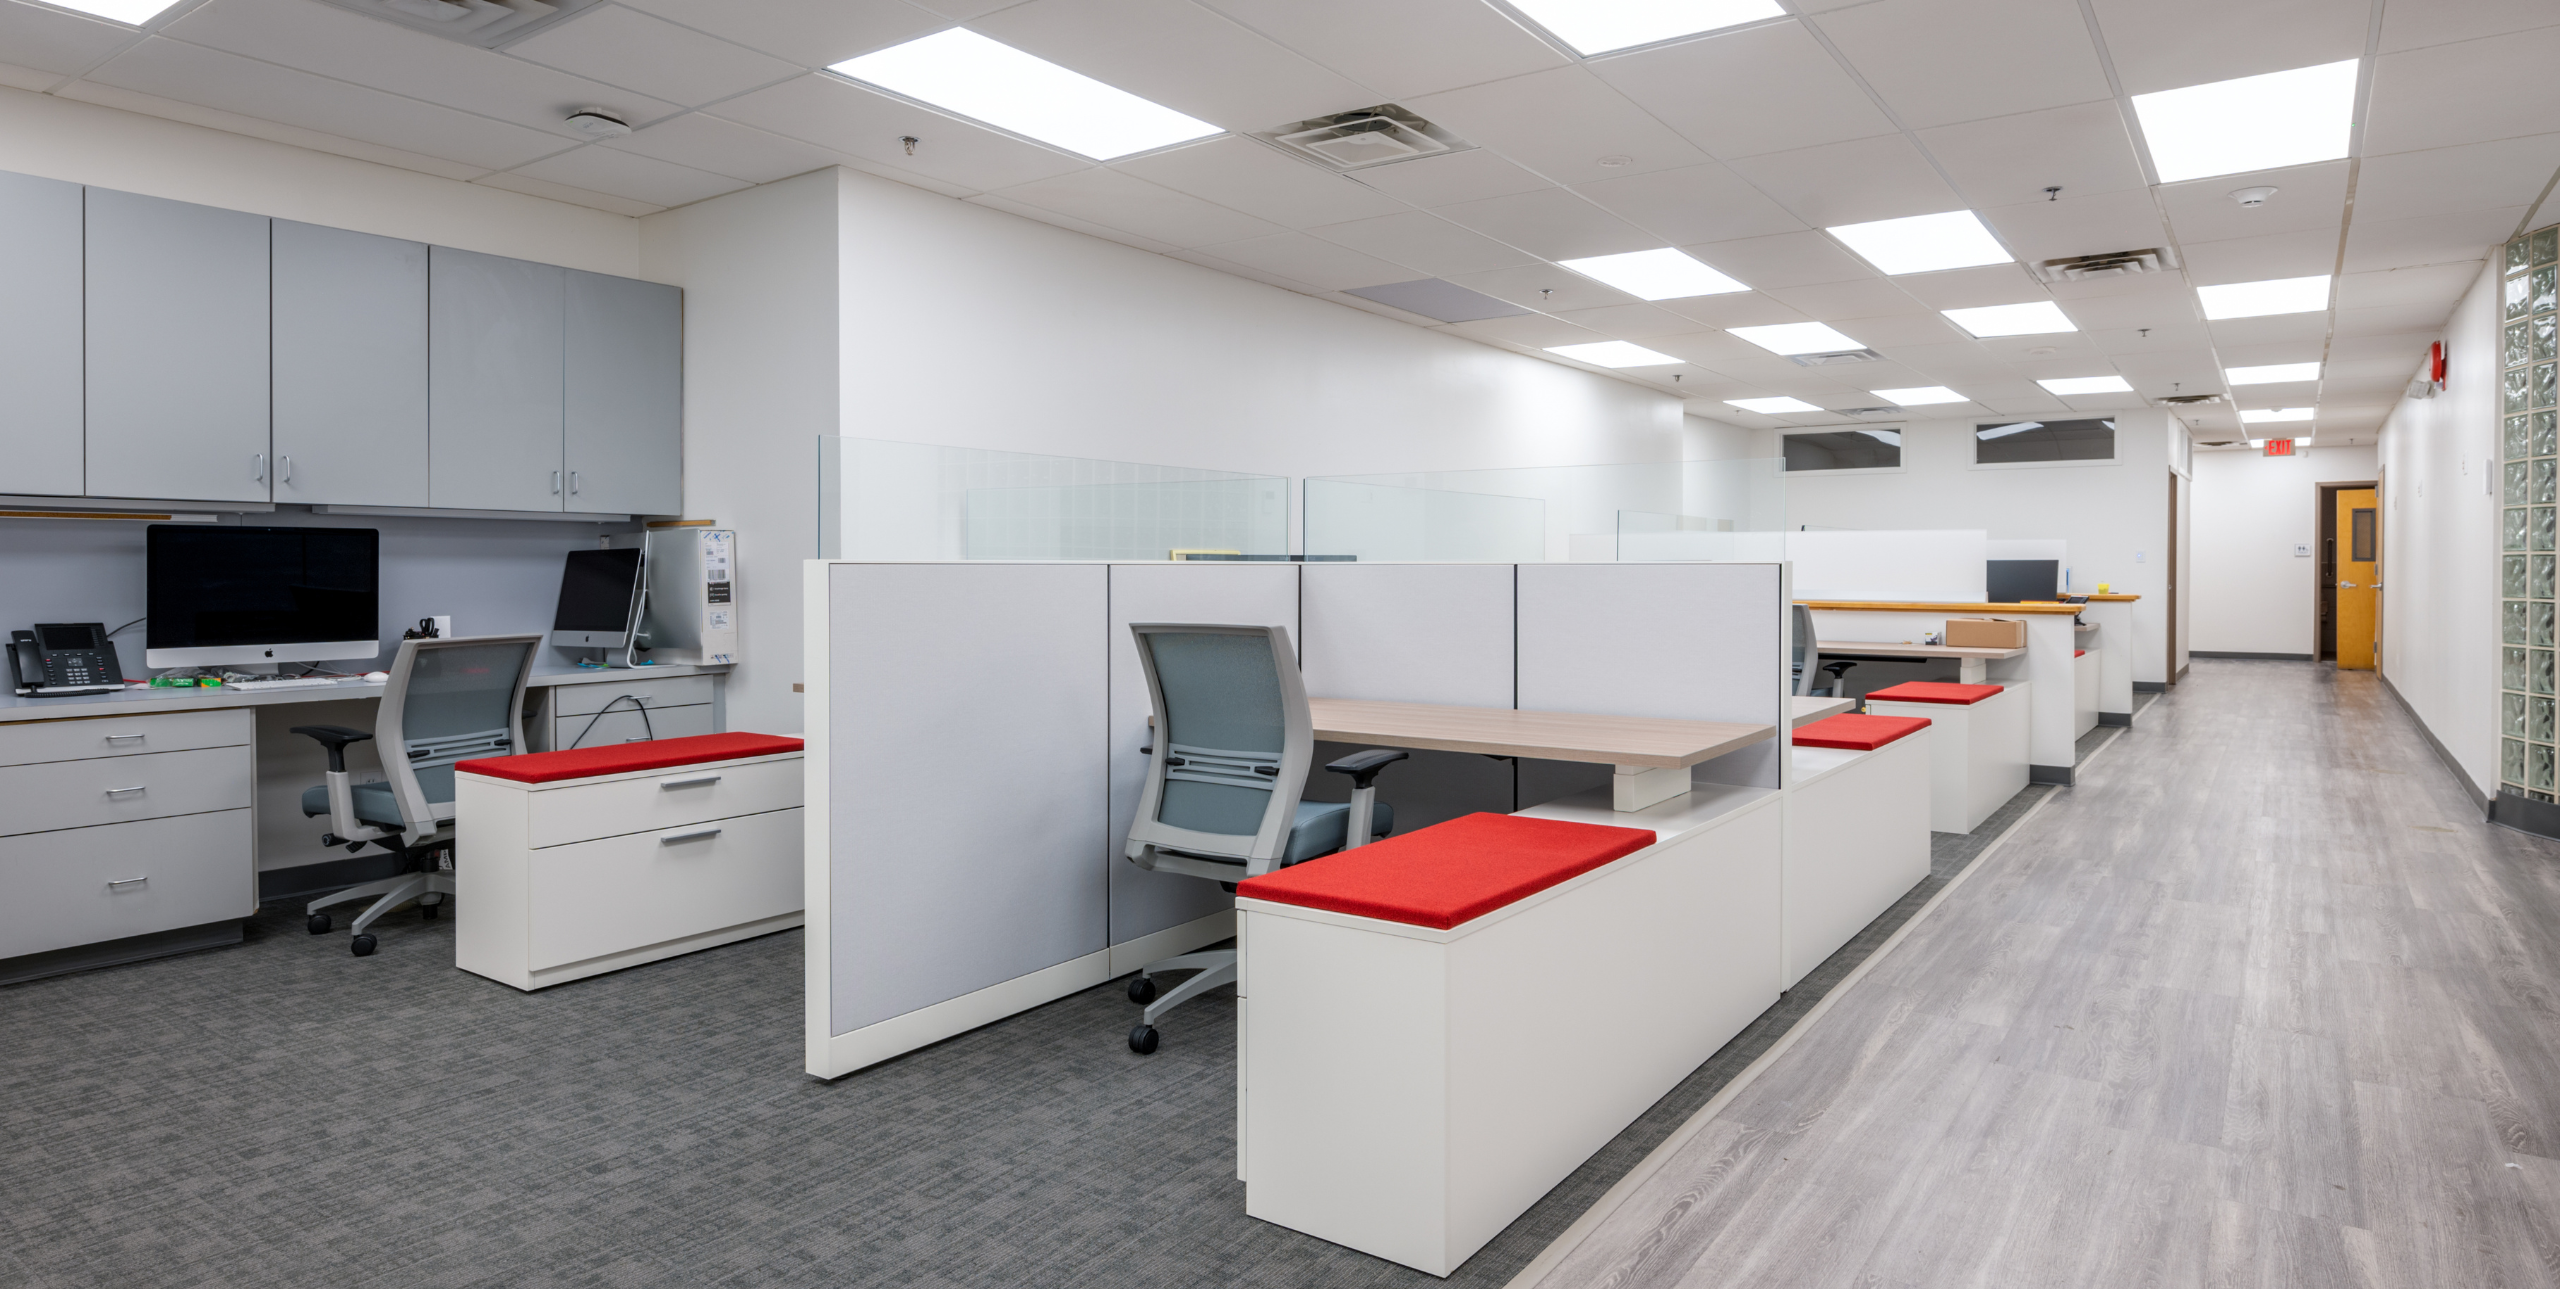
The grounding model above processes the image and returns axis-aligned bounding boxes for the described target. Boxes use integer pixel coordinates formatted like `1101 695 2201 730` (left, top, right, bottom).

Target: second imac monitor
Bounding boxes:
1986 558 2060 603
551 548 647 650
146 525 381 668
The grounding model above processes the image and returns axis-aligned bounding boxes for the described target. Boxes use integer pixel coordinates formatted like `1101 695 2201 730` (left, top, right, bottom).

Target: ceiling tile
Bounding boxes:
2336 262 2489 313
1550 302 1706 339
1975 188 2166 262
2053 289 2201 331
606 112 849 183
965 190 1184 255
473 169 664 216
907 0 1016 17
615 0 945 66
1350 148 1551 207
985 165 1287 248
1443 263 1636 312
83 37 567 171
1889 263 2048 309
1190 0 1567 102
1189 230 1420 290
1726 134 1961 228
1684 230 1877 289
1305 208 1539 276
2355 134 2560 224
2089 0 2370 95
162 0 685 139
974 0 1374 132
1760 277 1922 320
1404 65 1712 187
506 5 801 108
2327 331 2437 363
1441 314 1608 348
1569 162 1806 245
1167 247 1333 296
1430 185 1654 260
2379 0 2560 52
2085 321 2213 351
2366 26 2560 155
2155 160 2348 244
710 74 1089 193
1874 340 2004 373
2342 209 2519 274
1590 21 1895 161
509 141 749 208
2206 312 2331 347
57 77 492 180
2179 227 2343 283
2332 300 2460 337
1654 292 1813 328
1636 330 1780 366
1821 313 1967 347
0 60 62 91
1112 135 1403 228
0 1 135 77
1916 101 2147 208
1341 277 1528 321
1814 0 2110 130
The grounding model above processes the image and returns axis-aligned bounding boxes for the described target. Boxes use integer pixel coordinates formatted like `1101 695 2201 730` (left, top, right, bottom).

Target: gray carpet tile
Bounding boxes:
2 705 2153 1288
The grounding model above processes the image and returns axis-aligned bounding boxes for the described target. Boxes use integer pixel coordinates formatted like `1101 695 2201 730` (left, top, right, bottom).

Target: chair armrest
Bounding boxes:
290 725 374 773
1323 748 1409 789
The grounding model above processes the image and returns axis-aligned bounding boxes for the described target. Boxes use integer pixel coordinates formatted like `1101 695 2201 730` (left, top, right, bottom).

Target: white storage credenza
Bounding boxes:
1784 713 1934 988
1864 681 2031 834
455 731 804 991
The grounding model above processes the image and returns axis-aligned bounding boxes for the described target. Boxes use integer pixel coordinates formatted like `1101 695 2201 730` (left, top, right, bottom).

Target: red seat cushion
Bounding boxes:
2075 648 2086 657
1867 681 2004 705
458 732 803 784
1794 713 1930 750
1237 812 1656 931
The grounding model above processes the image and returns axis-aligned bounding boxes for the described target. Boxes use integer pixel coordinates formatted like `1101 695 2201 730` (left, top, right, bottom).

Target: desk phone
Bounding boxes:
9 623 126 696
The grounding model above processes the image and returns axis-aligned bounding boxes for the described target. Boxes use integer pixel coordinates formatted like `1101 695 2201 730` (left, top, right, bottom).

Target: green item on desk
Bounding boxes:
199 676 222 687
149 676 196 688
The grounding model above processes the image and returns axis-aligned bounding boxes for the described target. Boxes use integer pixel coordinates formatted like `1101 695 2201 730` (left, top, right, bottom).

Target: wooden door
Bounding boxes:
2335 487 2379 669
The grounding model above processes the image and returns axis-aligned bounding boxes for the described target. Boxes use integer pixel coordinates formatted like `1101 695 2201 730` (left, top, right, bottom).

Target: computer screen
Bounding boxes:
552 548 645 640
147 525 379 666
1986 559 2060 603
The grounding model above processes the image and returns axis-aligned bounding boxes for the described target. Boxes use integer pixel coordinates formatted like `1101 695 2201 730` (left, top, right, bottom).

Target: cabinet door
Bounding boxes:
429 246 563 511
0 172 84 498
85 189 270 503
564 270 682 515
273 221 428 506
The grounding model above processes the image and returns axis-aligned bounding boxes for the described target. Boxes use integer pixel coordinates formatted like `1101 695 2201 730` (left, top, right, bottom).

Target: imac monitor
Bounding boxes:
1986 558 2060 603
147 525 380 668
551 548 646 649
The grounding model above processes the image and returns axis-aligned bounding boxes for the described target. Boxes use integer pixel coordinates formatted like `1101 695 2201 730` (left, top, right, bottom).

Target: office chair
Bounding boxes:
1791 603 1857 698
1121 622 1407 1054
292 633 541 957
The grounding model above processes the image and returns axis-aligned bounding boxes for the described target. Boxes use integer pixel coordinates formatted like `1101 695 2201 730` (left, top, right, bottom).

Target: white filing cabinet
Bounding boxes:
0 709 257 976
455 740 802 990
532 674 717 752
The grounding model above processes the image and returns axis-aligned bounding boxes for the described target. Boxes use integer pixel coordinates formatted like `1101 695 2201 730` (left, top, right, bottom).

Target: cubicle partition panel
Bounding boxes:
1297 563 1522 831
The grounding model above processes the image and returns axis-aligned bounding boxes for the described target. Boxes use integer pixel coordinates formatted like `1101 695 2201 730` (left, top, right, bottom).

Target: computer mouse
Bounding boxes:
363 671 390 682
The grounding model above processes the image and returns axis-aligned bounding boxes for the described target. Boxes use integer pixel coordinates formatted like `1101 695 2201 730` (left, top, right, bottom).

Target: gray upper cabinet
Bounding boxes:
430 247 564 512
0 172 84 499
565 270 682 516
273 221 428 507
85 189 271 503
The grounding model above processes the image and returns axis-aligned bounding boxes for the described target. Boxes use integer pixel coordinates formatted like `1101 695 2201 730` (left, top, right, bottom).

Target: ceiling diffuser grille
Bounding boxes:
1787 348 1886 367
320 0 602 48
1258 106 1471 171
2029 247 2178 283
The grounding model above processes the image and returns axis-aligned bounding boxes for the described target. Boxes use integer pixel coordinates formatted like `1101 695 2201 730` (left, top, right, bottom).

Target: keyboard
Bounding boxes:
221 677 349 692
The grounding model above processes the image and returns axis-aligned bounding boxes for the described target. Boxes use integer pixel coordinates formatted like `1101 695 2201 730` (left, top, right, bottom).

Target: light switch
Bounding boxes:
2135 550 2146 563
2294 544 2311 557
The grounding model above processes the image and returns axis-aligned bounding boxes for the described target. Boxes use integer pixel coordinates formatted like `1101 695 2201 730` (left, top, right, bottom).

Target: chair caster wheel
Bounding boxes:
307 913 331 935
1128 975 1157 1004
351 933 377 957
1128 1024 1158 1055
420 900 439 920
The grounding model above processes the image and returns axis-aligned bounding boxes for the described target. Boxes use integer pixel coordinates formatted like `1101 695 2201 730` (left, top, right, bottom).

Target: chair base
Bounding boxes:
307 871 453 938
1134 950 1238 1029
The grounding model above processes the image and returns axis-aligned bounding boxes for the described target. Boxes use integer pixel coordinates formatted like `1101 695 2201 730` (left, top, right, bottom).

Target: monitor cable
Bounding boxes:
565 692 655 750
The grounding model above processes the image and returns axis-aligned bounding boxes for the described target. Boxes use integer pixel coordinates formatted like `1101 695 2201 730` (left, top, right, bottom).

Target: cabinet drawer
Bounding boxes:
0 708 253 767
550 703 713 752
548 675 714 718
527 754 802 849
0 746 253 838
525 806 802 971
0 809 253 960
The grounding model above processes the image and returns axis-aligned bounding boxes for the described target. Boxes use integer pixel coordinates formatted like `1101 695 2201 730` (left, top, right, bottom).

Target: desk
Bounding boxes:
2073 594 2140 722
1815 640 2026 684
1308 697 1774 811
0 662 730 723
1799 602 2080 782
1790 695 1855 726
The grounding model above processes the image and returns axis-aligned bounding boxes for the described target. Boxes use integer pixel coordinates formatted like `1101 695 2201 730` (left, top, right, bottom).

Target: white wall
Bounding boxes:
2188 443 2379 656
2378 260 2500 798
0 86 638 275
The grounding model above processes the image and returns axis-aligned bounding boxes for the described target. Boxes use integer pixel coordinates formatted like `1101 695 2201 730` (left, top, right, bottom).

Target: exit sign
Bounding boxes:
2263 438 2295 456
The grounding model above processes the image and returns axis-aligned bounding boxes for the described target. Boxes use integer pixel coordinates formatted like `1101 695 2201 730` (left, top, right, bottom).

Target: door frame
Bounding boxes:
2167 468 2179 686
2318 479 2382 667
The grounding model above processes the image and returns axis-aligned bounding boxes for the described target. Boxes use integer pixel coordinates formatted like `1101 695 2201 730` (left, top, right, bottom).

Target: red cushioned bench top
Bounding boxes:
1867 681 2004 705
1236 812 1657 931
1794 712 1930 751
2075 648 2086 657
458 731 803 784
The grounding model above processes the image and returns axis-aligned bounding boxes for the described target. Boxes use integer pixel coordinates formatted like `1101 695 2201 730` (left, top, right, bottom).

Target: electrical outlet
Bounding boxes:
2295 544 2311 557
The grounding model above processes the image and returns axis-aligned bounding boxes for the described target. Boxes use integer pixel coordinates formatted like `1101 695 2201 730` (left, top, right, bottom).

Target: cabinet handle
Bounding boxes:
658 774 722 790
103 733 145 744
106 876 148 890
658 826 722 845
552 470 562 495
280 454 293 484
103 785 146 796
569 470 580 495
253 453 267 483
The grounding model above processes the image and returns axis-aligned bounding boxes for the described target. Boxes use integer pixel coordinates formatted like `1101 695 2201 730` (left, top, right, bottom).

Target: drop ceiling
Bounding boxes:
6 0 2554 440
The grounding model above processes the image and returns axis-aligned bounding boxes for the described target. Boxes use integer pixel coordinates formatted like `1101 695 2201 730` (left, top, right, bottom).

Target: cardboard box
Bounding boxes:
1944 617 2026 649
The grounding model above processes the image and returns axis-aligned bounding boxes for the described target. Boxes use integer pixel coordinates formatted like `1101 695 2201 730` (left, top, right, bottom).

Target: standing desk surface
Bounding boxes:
1308 697 1772 769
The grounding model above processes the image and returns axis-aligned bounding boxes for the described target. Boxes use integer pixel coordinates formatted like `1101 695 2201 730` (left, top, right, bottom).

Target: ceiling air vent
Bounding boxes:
2158 393 2222 405
2028 246 2179 283
319 0 602 48
1787 348 1886 367
1259 106 1470 171
1836 406 1900 417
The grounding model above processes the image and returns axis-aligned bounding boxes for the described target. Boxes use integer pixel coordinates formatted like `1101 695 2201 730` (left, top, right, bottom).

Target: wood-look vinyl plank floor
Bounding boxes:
1520 662 2560 1289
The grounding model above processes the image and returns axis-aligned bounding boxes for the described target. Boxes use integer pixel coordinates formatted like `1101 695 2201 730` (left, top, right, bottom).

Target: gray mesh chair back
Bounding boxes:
378 634 540 838
1791 603 1818 696
1124 623 1312 879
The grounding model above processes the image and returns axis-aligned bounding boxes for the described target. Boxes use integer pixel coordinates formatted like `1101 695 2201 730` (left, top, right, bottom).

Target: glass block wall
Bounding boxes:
2500 224 2559 802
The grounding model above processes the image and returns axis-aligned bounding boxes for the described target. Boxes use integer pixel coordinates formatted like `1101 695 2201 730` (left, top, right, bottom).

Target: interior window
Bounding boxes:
1783 428 1901 472
1975 418 2116 464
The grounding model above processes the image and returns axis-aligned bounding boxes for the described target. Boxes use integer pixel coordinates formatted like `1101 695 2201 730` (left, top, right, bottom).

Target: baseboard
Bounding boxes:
259 852 408 904
2492 790 2560 839
2191 650 2314 661
809 948 1113 1080
2030 763 2073 786
2176 663 2190 681
2098 712 2132 727
0 920 243 987
2376 671 2491 820
1108 908 1234 977
2134 681 2167 693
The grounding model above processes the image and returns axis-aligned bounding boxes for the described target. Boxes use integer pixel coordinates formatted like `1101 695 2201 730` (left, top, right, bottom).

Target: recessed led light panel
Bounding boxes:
2198 275 2331 320
832 28 1220 161
1726 396 1823 414
1557 248 1747 300
1547 340 1680 368
2240 407 2315 423
1508 0 1786 55
2037 375 2133 395
2226 362 2321 385
1941 301 2075 338
1826 210 2011 276
1728 322 1863 355
1873 386 1967 406
2131 60 2358 184
44 0 183 19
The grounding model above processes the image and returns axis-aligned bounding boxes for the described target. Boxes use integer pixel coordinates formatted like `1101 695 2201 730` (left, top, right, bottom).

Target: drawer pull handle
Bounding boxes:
658 774 722 790
104 733 146 743
106 876 147 890
658 826 722 845
103 785 147 796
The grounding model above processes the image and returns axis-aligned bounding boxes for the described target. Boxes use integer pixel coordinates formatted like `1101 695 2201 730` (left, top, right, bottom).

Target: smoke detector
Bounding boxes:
320 0 602 47
565 109 631 137
2229 186 2279 207
1786 348 1886 367
2028 246 2178 283
1260 106 1470 171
